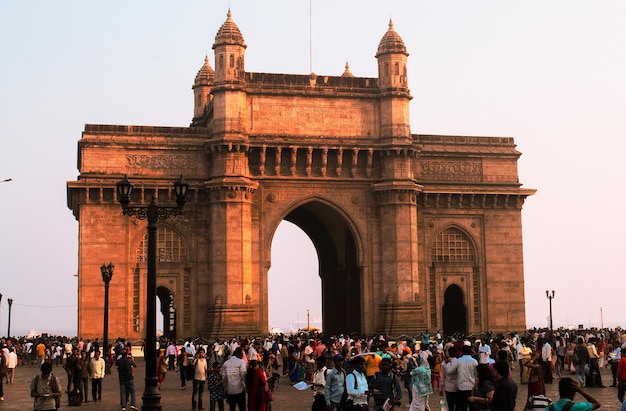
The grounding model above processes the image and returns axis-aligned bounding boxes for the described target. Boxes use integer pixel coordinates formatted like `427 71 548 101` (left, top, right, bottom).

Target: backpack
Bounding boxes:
34 374 61 409
524 394 551 411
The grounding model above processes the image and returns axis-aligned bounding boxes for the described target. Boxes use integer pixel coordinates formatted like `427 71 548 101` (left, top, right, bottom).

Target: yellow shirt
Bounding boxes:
365 353 381 377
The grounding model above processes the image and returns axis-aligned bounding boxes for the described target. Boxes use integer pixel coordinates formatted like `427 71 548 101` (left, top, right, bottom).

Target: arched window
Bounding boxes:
229 54 235 68
136 226 188 263
394 62 400 75
431 227 475 262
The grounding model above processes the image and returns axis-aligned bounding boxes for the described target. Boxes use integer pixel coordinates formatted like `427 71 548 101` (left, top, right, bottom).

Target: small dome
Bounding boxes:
213 9 246 49
194 55 214 86
341 62 354 77
376 19 408 57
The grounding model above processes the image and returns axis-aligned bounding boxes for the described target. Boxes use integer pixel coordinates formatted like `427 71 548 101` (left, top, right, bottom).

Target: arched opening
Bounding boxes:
269 201 361 335
442 284 467 335
268 222 320 334
157 286 175 340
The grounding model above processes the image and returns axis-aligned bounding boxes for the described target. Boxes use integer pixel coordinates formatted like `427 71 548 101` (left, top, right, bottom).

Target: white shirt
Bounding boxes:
221 355 247 394
446 354 477 391
542 342 552 362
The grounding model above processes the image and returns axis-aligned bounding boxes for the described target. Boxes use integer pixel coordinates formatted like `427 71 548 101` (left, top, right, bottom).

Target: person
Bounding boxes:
324 354 345 411
364 350 382 386
30 362 62 411
221 347 247 411
0 350 5 401
166 340 178 371
207 361 226 411
548 377 600 410
345 356 369 410
540 337 554 384
89 349 106 402
468 364 494 411
311 356 328 411
36 341 46 366
440 346 459 411
157 348 168 388
478 339 491 365
586 338 605 388
6 347 17 384
78 350 90 402
64 347 80 394
572 337 589 388
246 360 269 411
177 348 190 390
489 361 516 411
192 347 209 410
115 348 137 411
370 357 402 411
617 344 626 403
608 342 621 387
445 344 477 411
523 350 545 398
408 354 432 411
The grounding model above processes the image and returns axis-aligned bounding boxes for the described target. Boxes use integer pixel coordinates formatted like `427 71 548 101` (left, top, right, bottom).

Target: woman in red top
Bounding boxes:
246 360 269 411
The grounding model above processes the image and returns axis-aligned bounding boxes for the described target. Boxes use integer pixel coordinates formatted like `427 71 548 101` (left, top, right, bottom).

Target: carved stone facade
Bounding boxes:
67 11 534 340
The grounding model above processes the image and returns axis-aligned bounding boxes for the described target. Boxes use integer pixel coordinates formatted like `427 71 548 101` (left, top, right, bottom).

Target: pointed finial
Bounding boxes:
389 18 394 29
205 54 209 63
227 8 232 19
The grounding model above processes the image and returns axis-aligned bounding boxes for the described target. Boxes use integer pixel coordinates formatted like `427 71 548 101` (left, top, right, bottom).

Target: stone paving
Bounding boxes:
0 360 622 410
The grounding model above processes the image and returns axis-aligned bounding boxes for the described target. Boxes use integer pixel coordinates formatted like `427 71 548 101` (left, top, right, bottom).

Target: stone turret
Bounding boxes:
375 19 412 140
192 55 214 119
212 9 246 84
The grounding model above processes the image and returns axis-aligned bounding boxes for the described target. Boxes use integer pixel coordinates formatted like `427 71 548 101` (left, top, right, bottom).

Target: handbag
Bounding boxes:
265 389 275 402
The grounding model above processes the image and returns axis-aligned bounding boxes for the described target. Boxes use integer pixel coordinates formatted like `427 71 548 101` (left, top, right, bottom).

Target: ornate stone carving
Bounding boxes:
126 154 200 169
419 161 482 181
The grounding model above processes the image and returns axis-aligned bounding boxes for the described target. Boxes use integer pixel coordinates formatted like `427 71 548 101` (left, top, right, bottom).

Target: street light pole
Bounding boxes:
101 263 114 360
546 290 555 334
116 175 188 411
7 298 13 337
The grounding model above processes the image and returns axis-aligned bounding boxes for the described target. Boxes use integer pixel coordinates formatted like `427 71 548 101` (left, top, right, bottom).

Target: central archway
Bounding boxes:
274 200 361 335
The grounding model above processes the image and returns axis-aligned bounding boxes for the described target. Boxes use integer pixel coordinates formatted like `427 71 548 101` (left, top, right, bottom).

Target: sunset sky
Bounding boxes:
1 0 625 336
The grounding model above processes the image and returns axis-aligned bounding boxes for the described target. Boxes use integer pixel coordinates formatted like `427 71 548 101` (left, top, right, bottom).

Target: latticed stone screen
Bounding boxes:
431 227 475 262
136 226 188 263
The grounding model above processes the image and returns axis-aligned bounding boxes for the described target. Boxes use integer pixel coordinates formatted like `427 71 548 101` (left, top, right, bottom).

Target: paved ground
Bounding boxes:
0 360 622 410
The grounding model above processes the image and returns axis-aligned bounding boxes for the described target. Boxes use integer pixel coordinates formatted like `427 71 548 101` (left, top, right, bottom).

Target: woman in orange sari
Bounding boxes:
157 348 168 388
245 360 269 411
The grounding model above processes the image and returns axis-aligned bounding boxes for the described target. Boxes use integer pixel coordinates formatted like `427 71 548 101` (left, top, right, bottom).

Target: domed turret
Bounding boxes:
214 9 246 48
376 19 408 58
376 19 409 91
193 55 214 119
212 9 246 83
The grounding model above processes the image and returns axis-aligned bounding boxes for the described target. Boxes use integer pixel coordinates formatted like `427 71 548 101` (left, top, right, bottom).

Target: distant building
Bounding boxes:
67 10 534 340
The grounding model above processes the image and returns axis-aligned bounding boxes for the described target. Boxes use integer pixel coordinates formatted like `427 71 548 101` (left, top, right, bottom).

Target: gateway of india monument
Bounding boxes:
67 10 535 340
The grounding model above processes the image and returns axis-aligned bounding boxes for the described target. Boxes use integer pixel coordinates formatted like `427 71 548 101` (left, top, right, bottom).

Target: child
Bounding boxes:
207 361 225 411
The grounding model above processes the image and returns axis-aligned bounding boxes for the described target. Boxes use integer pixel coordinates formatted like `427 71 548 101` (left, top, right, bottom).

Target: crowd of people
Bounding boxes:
0 327 625 411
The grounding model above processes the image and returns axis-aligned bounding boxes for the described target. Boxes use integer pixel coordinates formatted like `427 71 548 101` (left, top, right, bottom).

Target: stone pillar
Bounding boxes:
204 144 259 337
373 176 425 335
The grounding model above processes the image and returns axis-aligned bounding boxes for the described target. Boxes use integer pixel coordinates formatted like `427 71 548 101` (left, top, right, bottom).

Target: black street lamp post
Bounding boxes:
546 290 555 333
7 298 13 337
100 263 114 359
116 175 188 411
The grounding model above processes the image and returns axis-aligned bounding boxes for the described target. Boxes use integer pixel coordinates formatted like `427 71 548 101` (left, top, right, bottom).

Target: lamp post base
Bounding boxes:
141 376 162 411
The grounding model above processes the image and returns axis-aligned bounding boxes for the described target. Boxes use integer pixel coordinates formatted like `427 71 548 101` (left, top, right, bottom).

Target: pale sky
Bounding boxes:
1 1 625 337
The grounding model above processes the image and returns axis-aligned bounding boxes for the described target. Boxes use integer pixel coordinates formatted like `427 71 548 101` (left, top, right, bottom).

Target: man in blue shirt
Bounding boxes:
325 354 346 411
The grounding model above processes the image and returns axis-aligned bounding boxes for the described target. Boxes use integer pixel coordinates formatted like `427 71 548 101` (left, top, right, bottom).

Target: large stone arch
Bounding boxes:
268 197 365 335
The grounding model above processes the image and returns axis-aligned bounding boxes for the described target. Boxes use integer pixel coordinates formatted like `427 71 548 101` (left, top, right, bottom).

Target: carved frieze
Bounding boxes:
126 155 200 170
419 160 482 182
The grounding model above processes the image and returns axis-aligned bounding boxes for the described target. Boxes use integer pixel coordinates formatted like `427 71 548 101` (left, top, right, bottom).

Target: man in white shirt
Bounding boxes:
445 344 477 411
6 348 18 384
540 337 553 384
221 347 246 411
89 350 106 402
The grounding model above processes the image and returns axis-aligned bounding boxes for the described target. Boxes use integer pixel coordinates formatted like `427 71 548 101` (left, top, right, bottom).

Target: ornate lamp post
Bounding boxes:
116 175 188 411
100 263 114 359
7 298 13 337
546 290 555 333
